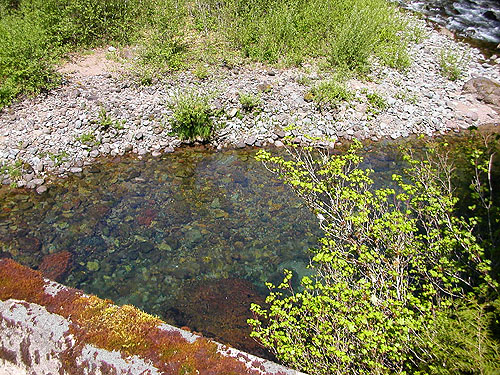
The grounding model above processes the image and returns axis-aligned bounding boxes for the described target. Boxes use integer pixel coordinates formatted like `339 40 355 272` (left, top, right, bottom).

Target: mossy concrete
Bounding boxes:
0 259 305 375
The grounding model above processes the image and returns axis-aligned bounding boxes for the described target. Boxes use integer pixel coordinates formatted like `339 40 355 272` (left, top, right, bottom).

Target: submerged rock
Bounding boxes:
166 278 269 359
38 251 72 282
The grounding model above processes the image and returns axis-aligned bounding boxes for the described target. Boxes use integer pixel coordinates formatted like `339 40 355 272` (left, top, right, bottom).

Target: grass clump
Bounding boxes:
365 91 388 115
309 79 353 108
170 92 215 142
439 49 464 81
96 107 124 131
75 132 99 146
217 0 410 71
238 92 261 112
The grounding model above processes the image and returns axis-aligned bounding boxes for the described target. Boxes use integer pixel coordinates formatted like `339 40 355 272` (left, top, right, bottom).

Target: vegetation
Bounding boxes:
170 92 215 142
0 159 25 183
96 107 124 131
75 132 99 146
310 79 353 109
238 92 261 112
0 0 412 108
438 49 464 81
365 90 388 116
250 133 499 375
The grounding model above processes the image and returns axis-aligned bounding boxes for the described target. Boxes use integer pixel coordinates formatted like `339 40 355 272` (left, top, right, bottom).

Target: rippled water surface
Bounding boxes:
399 0 500 44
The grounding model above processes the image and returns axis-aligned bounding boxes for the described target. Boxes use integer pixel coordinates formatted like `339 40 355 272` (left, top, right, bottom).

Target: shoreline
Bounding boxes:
0 15 499 193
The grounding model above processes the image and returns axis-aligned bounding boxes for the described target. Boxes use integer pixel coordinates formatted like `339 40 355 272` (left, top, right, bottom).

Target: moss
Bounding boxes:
0 259 269 374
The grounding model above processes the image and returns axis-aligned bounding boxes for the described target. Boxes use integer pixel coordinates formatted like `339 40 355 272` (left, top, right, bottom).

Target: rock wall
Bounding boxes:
0 259 304 375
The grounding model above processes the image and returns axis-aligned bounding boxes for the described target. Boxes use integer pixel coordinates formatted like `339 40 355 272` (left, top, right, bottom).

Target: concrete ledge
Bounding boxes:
0 259 305 375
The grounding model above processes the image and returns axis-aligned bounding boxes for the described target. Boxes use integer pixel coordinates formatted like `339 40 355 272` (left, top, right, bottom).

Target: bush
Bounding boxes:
438 49 464 81
170 92 214 142
0 12 59 107
135 0 187 75
0 0 185 108
310 79 353 108
250 139 496 375
421 298 500 375
238 92 261 112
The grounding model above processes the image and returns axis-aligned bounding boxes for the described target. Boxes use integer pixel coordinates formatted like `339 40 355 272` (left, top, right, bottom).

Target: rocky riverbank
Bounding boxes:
0 15 499 192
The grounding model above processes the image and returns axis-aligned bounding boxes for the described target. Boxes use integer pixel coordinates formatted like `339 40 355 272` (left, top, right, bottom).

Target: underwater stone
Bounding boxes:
86 261 100 272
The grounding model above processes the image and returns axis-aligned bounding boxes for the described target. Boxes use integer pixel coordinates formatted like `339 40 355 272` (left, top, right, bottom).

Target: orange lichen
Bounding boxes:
0 259 276 375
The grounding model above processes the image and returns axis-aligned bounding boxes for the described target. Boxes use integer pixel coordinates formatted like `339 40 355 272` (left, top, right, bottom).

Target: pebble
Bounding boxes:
35 185 47 194
0 15 499 190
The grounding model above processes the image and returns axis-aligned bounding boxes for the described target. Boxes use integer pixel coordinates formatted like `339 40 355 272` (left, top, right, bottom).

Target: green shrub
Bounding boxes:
310 79 353 108
0 12 59 107
250 139 496 375
170 92 214 141
238 92 261 112
421 298 500 375
439 49 464 81
136 0 187 75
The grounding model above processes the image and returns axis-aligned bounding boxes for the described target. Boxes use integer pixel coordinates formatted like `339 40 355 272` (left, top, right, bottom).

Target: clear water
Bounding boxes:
0 143 407 356
0 147 329 356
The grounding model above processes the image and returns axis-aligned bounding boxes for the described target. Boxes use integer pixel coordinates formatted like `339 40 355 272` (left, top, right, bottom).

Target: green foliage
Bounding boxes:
250 140 496 375
439 49 464 81
170 92 214 142
75 132 99 146
0 159 25 179
365 91 388 116
48 150 69 166
97 107 124 131
310 79 353 108
193 65 210 80
190 0 410 70
0 11 59 107
420 298 500 375
1 0 414 108
135 0 187 75
238 92 261 112
395 89 418 104
0 0 186 107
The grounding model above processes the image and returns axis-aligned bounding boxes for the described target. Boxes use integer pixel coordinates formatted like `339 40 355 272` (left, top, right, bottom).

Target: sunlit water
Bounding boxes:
398 0 500 45
0 144 406 357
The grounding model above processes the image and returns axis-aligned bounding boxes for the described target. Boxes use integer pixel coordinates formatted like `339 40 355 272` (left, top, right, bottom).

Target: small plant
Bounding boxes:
439 49 464 81
296 75 313 86
365 91 387 115
170 92 214 142
193 65 209 80
48 151 69 166
75 132 99 146
97 107 124 131
0 159 24 180
310 79 353 108
395 89 418 104
238 92 261 112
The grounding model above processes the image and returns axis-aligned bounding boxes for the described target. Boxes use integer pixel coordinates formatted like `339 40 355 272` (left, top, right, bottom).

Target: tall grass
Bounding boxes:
0 0 411 108
190 0 409 69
